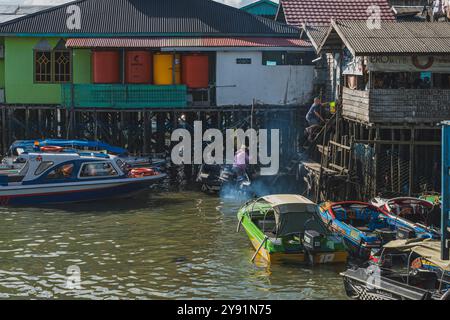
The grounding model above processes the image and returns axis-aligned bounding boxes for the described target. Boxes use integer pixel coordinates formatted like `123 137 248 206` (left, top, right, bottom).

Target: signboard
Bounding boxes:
342 48 363 76
236 58 252 65
368 56 450 72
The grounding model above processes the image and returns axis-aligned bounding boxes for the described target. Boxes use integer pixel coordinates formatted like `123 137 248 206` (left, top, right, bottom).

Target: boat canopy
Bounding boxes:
384 239 450 272
10 139 127 155
387 197 434 209
260 195 328 237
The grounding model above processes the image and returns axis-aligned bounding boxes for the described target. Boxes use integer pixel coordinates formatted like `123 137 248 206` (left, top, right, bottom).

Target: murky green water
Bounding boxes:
0 190 347 300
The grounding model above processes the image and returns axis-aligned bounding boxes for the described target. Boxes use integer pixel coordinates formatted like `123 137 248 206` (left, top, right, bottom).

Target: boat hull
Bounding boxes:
341 268 435 300
241 214 348 264
0 175 166 206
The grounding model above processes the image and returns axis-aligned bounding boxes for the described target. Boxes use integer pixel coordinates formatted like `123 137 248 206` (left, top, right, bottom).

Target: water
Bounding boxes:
0 190 347 300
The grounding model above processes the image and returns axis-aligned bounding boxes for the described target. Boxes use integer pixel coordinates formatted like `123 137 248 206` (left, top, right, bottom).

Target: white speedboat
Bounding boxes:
0 151 166 206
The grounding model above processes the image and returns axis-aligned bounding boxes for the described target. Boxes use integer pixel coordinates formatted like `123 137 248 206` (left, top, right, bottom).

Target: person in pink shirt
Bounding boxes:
233 145 249 177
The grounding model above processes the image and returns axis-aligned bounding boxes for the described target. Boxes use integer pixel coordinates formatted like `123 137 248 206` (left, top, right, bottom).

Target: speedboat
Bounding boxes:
0 139 166 174
0 151 166 206
371 197 441 234
341 239 450 300
318 201 438 259
237 195 348 264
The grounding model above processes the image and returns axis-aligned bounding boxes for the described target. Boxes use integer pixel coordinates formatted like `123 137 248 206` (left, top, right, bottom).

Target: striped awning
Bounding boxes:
66 37 311 49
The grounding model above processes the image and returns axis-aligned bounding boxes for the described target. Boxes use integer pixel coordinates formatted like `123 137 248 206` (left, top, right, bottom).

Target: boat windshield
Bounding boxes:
275 207 329 237
18 161 30 176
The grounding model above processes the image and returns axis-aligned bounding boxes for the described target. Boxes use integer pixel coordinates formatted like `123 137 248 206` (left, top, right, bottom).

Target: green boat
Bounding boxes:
237 194 349 264
419 193 441 206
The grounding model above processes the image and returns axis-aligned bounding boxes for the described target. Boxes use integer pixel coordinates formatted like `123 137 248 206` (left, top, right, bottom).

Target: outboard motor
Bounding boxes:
197 164 222 193
303 230 322 252
219 165 253 196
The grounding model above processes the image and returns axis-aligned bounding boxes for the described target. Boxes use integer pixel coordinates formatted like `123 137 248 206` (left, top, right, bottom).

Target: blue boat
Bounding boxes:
318 201 438 258
1 139 166 173
0 151 166 206
8 139 127 155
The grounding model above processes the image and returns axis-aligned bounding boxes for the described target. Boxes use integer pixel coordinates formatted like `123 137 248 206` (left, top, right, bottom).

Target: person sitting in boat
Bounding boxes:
81 164 98 177
233 145 249 178
61 164 74 178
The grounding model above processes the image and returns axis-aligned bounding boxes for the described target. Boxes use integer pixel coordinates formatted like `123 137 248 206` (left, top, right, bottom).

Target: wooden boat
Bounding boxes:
371 197 441 233
0 151 166 206
342 239 450 300
237 195 348 264
319 201 438 258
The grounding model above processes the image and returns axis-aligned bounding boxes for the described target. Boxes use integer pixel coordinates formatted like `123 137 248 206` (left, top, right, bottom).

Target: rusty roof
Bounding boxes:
66 37 312 48
278 0 396 27
319 20 450 55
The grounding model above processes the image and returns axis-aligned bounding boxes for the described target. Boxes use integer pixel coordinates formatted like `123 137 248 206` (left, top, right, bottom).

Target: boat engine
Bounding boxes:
303 230 322 252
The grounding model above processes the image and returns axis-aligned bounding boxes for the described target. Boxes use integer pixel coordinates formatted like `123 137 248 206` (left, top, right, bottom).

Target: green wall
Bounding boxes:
4 37 92 105
0 60 5 89
73 49 92 84
0 37 5 88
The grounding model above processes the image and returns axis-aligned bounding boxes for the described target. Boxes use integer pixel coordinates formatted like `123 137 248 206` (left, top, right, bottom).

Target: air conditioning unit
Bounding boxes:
0 45 4 59
0 89 5 104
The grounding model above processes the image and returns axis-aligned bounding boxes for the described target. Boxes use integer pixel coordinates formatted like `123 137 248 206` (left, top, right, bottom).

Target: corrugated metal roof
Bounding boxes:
393 6 424 16
0 0 299 36
240 0 278 16
303 24 329 49
0 5 53 24
279 0 396 26
320 21 450 55
66 37 311 48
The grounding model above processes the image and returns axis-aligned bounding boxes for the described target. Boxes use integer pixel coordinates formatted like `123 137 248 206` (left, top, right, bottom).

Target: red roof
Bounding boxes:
66 37 311 48
279 0 396 26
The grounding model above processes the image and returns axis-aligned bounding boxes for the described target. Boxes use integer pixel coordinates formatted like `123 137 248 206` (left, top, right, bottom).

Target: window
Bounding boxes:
45 164 74 180
236 58 252 64
19 162 30 176
262 51 315 66
80 163 118 178
34 39 72 83
116 159 127 172
35 161 54 176
54 51 71 83
35 51 52 83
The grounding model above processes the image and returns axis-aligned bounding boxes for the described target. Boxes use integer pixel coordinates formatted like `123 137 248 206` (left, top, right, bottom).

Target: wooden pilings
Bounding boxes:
314 111 443 201
0 105 302 170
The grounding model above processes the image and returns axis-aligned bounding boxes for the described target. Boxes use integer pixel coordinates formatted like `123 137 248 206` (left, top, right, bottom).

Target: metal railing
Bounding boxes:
61 84 188 109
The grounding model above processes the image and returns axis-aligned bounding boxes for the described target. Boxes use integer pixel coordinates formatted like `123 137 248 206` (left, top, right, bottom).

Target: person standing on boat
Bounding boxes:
233 145 249 178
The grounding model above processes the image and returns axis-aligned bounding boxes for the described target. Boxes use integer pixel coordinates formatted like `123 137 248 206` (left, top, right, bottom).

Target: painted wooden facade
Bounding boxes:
0 0 314 109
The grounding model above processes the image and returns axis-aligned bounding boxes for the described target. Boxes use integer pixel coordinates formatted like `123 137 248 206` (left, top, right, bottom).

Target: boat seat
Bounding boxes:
259 220 277 233
357 226 371 232
375 228 397 243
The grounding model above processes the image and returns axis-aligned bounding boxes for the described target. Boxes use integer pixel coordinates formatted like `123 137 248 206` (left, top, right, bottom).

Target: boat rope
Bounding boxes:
236 215 244 233
251 236 269 263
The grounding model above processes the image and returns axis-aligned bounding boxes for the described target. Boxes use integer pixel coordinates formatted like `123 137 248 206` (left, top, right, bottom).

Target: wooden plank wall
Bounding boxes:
342 87 370 122
342 88 450 124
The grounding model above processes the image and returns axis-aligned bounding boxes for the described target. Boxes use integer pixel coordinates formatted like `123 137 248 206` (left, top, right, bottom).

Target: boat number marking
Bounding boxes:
319 254 335 263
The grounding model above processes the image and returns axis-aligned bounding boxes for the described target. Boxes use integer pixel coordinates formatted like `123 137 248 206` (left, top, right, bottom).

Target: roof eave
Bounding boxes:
0 32 300 38
317 20 356 56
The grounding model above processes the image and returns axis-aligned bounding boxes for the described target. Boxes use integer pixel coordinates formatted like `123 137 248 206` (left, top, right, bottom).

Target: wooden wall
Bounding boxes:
342 87 450 124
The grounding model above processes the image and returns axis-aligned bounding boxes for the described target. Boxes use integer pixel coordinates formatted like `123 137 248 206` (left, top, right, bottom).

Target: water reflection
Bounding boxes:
0 191 347 300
